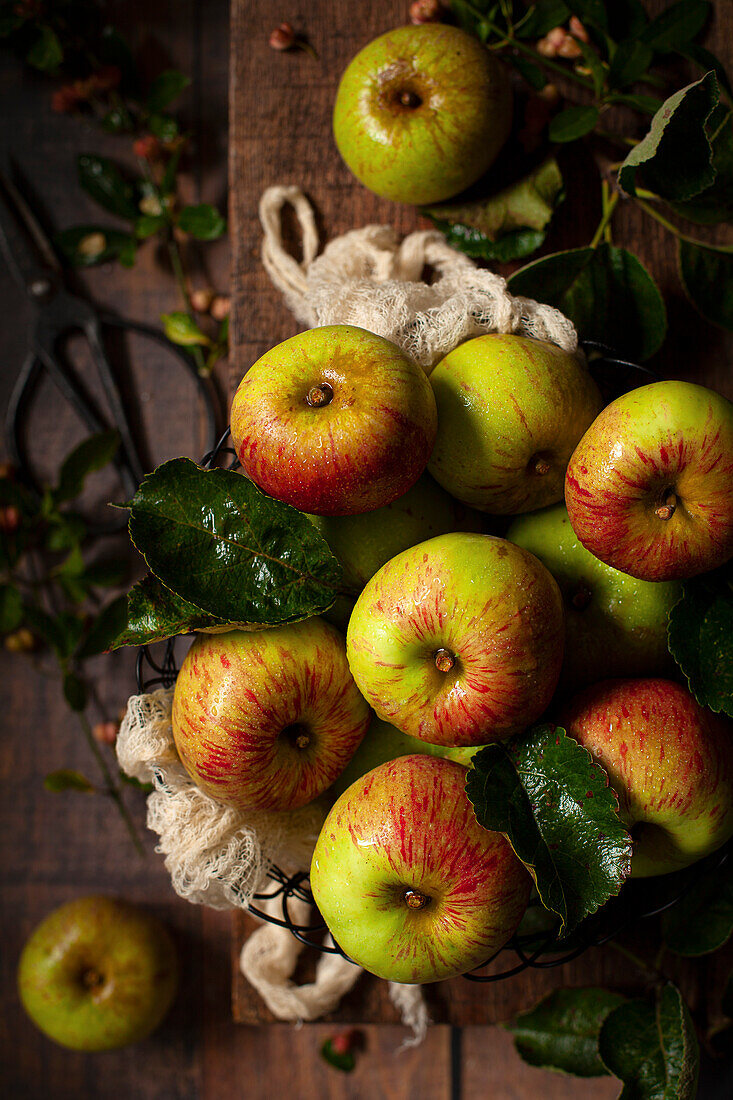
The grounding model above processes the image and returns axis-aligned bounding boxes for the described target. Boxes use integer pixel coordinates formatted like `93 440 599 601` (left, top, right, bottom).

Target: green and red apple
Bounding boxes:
333 23 512 205
428 335 602 514
346 532 564 747
172 619 371 811
18 896 178 1051
508 503 681 692
329 715 478 800
230 325 437 516
562 678 733 877
311 754 531 982
310 473 485 628
565 380 733 581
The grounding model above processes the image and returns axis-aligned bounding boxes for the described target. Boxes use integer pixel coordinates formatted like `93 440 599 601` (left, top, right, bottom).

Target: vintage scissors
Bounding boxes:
0 165 217 524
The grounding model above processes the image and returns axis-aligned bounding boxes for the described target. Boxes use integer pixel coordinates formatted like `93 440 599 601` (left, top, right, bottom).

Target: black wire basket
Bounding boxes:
134 342 729 984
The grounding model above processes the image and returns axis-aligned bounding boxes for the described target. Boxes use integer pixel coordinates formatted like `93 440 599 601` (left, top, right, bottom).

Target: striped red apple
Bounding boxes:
172 620 371 811
311 754 531 982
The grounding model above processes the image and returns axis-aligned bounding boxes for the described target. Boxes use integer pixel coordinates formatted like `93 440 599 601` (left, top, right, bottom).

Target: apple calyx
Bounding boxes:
530 454 552 476
403 887 431 911
281 723 312 751
306 382 334 408
434 647 456 673
654 490 677 522
81 967 105 992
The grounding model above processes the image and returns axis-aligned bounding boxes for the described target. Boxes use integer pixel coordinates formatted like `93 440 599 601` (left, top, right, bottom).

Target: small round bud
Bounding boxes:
77 232 107 260
191 287 215 313
210 295 231 322
92 721 120 745
330 1029 360 1056
557 35 582 59
5 628 35 653
51 85 82 113
0 505 20 533
539 83 560 105
569 16 590 43
409 0 444 24
138 194 163 217
133 134 161 161
269 22 295 51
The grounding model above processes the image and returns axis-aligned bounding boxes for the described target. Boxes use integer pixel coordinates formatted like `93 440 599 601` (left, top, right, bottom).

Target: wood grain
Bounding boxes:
229 0 733 1029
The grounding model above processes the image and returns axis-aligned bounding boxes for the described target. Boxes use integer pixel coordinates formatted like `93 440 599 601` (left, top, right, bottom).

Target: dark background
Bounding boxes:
1 1 732 1097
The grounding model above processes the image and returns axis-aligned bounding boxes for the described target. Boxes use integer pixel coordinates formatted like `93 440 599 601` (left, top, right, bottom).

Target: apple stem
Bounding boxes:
306 382 333 408
404 888 431 911
434 648 455 673
655 492 677 521
607 941 666 984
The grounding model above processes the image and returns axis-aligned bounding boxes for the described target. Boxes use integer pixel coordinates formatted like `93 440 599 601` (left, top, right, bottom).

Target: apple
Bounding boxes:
507 502 681 692
172 619 371 811
561 678 733 877
18 896 178 1051
427 335 602 514
310 755 531 982
346 532 564 747
329 714 478 800
309 473 485 629
333 23 512 205
230 325 437 516
565 380 733 581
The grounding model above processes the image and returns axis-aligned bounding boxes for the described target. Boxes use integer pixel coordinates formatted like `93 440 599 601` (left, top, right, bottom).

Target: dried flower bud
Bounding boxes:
173 226 189 244
269 22 295 51
133 134 161 161
330 1028 360 1056
138 194 163 217
0 505 20 532
409 0 443 24
93 721 120 745
51 85 82 113
569 16 590 43
191 287 215 313
210 295 231 322
539 82 560 106
0 463 16 481
78 232 107 259
557 35 582 59
5 628 35 653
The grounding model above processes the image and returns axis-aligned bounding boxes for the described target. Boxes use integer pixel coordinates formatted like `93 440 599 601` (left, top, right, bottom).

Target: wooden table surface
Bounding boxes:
1 0 732 1096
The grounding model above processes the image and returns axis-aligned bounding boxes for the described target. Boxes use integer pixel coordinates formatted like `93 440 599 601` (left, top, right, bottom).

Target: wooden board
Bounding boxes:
228 0 733 1027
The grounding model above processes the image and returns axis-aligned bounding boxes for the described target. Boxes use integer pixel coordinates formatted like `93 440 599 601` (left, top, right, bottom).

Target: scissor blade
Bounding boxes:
0 168 61 298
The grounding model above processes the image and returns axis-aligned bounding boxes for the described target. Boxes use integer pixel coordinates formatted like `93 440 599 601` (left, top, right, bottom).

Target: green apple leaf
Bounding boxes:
127 458 342 627
598 984 699 1100
319 1037 356 1073
515 1 571 39
423 158 564 264
668 565 733 717
56 225 138 268
618 72 719 201
608 40 654 90
146 69 190 113
109 573 228 649
465 724 632 934
669 105 733 225
0 584 23 634
677 239 733 331
44 769 94 793
77 155 140 221
549 106 600 144
507 988 627 1077
639 0 711 53
507 245 667 361
177 203 227 241
661 863 733 956
54 431 120 504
